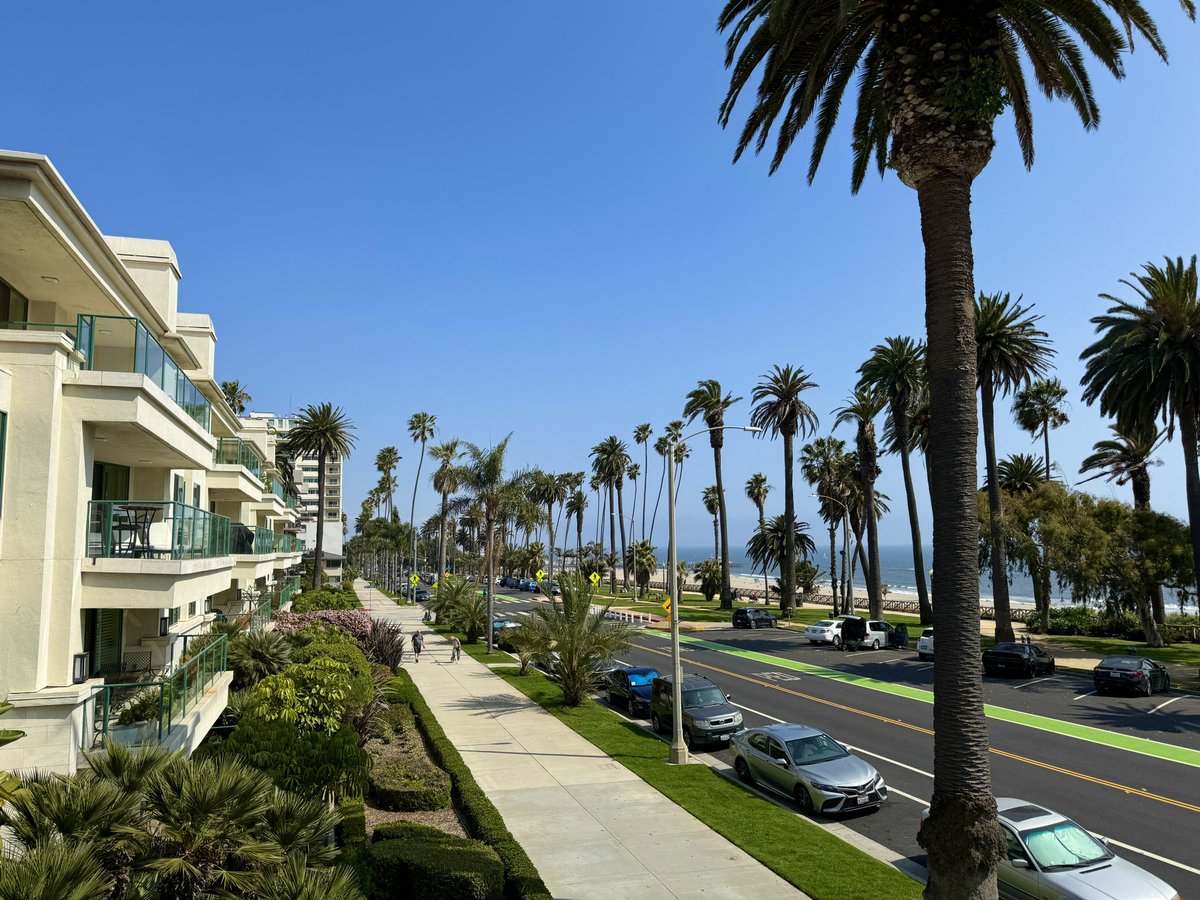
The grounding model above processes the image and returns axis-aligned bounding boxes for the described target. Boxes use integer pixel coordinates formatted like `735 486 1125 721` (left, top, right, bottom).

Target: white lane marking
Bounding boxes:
730 702 784 723
1097 836 1200 877
915 664 933 671
1013 677 1053 690
844 745 934 780
1148 696 1184 714
881 785 928 805
1073 690 1097 701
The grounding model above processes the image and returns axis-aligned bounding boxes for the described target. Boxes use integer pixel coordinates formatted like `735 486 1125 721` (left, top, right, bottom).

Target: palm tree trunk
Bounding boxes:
643 443 649 538
757 507 769 605
841 514 852 615
916 172 1003 900
617 483 629 591
576 512 584 573
828 524 839 615
650 455 666 544
896 416 933 623
982 378 1015 643
485 518 495 653
608 483 618 594
862 453 883 619
314 448 327 589
546 501 556 583
410 441 426 587
1042 419 1052 481
714 444 733 610
438 491 449 579
782 431 796 616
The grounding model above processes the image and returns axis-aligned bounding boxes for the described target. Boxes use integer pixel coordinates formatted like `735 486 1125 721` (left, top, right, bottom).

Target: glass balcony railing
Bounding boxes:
75 315 211 431
279 575 300 611
231 523 274 555
273 533 304 554
0 320 78 341
87 501 231 560
80 634 228 751
250 597 272 631
286 494 299 509
214 437 264 480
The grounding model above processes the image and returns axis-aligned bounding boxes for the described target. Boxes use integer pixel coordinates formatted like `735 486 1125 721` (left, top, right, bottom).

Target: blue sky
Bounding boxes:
6 3 1198 549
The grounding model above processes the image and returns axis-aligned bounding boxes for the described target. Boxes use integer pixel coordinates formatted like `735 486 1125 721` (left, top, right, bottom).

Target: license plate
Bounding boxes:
855 795 868 805
719 734 730 742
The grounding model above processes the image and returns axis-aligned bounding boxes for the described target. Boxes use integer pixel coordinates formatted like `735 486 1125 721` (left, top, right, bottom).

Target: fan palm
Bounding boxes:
229 629 293 689
692 558 723 602
591 436 631 593
284 404 357 586
800 436 847 613
624 540 658 597
1081 256 1200 605
859 336 932 622
257 789 342 868
634 423 653 534
649 435 670 544
746 514 816 607
220 380 251 416
1013 378 1070 481
751 365 820 616
684 380 743 609
627 463 640 544
745 473 771 600
251 856 365 900
977 292 1053 644
455 437 516 651
0 841 113 900
717 4 1192 893
407 413 437 577
835 387 887 619
84 741 174 795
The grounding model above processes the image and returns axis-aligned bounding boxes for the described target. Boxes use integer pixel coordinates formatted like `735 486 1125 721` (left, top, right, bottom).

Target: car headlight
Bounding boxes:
694 719 711 729
732 712 743 725
809 781 838 793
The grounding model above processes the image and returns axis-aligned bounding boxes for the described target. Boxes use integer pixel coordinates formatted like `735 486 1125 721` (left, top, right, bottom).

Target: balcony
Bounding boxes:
232 523 275 583
209 437 266 502
80 635 231 756
81 502 235 609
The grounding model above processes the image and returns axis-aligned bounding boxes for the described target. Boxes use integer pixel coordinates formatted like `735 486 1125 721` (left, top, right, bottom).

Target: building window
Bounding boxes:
0 410 6 517
187 600 196 618
0 278 29 323
193 483 201 507
174 475 185 503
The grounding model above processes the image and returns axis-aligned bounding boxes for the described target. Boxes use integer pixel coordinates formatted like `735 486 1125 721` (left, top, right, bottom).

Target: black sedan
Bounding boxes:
605 666 660 716
982 642 1055 678
1094 655 1171 696
732 608 778 629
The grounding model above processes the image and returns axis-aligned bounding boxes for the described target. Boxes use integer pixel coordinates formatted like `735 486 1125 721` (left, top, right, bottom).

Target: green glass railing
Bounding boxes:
279 575 300 611
254 526 273 555
81 634 228 751
273 533 303 553
271 478 286 500
286 494 300 509
214 437 264 480
87 501 231 560
0 320 78 340
250 597 272 631
75 314 211 431
231 523 273 555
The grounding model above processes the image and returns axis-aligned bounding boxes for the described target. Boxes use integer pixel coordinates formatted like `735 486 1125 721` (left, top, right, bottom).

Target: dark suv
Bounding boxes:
649 674 743 749
732 608 778 629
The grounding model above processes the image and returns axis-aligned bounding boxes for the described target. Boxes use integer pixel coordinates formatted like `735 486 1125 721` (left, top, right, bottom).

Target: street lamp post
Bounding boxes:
667 424 761 765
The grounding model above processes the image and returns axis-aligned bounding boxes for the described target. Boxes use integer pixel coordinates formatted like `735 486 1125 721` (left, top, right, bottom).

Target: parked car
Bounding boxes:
731 724 887 814
412 588 432 603
803 619 843 646
519 578 536 592
834 615 905 650
732 608 778 629
917 627 935 661
542 582 562 596
492 619 519 650
649 674 743 749
1093 655 1171 696
606 666 661 716
983 642 1056 678
920 798 1178 900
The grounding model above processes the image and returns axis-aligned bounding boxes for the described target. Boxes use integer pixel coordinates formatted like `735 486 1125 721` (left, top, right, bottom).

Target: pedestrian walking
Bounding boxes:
412 630 424 663
450 636 461 663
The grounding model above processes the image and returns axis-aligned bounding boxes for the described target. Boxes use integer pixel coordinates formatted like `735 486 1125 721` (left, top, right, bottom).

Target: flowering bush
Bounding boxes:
273 609 373 642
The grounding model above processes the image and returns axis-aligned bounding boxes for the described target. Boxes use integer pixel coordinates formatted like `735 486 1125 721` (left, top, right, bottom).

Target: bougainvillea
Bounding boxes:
273 609 372 641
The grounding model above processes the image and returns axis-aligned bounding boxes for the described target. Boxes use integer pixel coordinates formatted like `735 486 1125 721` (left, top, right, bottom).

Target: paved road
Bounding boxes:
492 592 1200 896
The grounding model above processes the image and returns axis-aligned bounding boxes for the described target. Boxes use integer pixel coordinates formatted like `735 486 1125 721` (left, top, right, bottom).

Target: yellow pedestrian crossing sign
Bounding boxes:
409 574 419 586
589 572 600 586
536 569 546 581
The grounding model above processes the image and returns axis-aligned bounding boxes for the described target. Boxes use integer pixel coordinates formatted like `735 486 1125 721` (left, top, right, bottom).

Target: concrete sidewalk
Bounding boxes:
355 580 807 900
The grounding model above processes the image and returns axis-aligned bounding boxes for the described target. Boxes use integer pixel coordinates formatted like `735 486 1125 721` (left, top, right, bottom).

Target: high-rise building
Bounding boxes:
0 151 304 775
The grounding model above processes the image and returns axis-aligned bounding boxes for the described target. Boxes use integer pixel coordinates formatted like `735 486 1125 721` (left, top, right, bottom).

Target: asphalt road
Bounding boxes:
492 593 1200 896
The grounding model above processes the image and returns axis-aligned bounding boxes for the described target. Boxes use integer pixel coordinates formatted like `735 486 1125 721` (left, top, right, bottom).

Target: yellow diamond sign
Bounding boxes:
409 574 419 586
661 598 672 611
536 569 546 581
589 572 600 586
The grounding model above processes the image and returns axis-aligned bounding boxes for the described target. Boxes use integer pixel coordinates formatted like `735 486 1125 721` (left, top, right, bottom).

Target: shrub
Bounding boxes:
1024 606 1146 641
274 609 373 641
290 643 374 712
368 831 504 900
336 797 367 851
366 704 451 812
360 621 406 670
229 629 292 689
290 622 359 648
294 589 360 613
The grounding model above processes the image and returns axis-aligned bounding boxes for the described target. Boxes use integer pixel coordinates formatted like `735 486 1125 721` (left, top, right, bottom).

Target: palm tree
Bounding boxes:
1013 378 1070 481
745 473 771 601
430 439 462 579
976 292 1054 644
650 422 685 543
1079 424 1162 512
0 842 113 900
406 413 437 578
431 575 489 643
530 471 567 582
716 5 1190 894
591 436 631 593
627 463 640 544
456 437 515 651
624 539 657 597
751 365 820 616
1081 255 1200 612
252 856 365 900
229 629 292 689
801 436 847 613
684 380 742 609
284 403 356 587
859 336 932 623
634 423 652 535
746 514 816 598
692 558 723 602
835 388 887 619
374 447 400 518
701 485 721 559
994 453 1046 494
566 488 588 572
221 380 251 416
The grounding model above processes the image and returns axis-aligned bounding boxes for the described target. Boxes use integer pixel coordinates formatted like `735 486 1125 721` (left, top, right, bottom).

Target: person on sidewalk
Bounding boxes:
449 636 461 663
412 630 424 663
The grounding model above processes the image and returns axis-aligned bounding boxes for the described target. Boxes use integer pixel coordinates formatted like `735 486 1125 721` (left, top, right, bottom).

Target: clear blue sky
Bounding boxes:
6 3 1197 549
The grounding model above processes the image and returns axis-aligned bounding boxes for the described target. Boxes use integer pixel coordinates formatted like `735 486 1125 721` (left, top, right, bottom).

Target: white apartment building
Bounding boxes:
0 151 304 775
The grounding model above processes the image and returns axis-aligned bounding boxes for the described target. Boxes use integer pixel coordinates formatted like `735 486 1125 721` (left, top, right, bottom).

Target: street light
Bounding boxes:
666 424 761 765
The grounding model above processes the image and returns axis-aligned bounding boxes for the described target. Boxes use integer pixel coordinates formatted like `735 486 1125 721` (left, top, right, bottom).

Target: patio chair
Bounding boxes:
147 521 173 559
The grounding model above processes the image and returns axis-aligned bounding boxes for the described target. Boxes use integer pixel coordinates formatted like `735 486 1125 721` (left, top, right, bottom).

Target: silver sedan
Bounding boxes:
730 723 887 814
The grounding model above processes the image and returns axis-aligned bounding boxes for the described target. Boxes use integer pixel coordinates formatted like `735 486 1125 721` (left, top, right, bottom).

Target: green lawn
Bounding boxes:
497 670 922 900
1041 633 1200 671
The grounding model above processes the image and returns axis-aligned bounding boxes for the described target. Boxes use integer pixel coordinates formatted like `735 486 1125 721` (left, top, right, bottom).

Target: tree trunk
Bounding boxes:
617 482 629 591
643 443 650 538
782 431 796 617
714 444 733 609
914 171 1004 900
650 455 666 545
314 448 327 590
411 441 425 587
608 484 618 594
576 513 584 573
981 379 1015 644
712 514 719 561
1177 397 1200 613
438 491 449 580
897 416 933 623
485 519 495 653
841 514 852 615
1042 420 1052 482
546 501 556 583
828 524 839 616
863 450 883 620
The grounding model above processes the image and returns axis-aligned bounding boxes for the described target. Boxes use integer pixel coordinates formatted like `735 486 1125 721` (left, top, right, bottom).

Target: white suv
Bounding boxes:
917 627 934 661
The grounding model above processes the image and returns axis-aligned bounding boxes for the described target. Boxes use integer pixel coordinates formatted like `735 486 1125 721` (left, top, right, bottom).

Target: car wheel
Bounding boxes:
607 690 616 706
983 666 995 678
793 783 814 814
734 757 753 785
1163 675 1171 692
1048 661 1056 675
651 712 663 733
749 620 757 629
1142 679 1154 697
770 620 778 628
1094 684 1106 695
1025 663 1036 679
871 639 880 650
683 729 694 749
919 652 930 662
832 635 842 648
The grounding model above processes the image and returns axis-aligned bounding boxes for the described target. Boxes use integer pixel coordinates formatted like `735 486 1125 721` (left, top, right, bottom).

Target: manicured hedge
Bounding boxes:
368 755 451 811
368 827 504 900
387 671 552 900
336 796 372 895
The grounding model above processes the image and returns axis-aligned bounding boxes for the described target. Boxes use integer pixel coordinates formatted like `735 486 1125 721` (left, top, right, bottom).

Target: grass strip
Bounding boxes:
497 668 921 900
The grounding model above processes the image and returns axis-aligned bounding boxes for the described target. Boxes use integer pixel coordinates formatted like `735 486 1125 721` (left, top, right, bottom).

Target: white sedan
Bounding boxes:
804 620 843 646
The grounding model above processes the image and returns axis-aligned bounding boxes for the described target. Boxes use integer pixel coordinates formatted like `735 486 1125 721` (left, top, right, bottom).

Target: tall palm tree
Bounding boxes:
701 485 721 560
1079 424 1162 512
716 5 1190 894
531 470 567 582
634 423 652 533
835 387 887 619
745 473 771 600
859 336 932 622
1013 378 1071 481
747 514 816 588
993 453 1045 495
626 463 640 545
220 380 251 416
430 439 462 579
374 446 400 518
977 292 1054 644
284 403 356 587
406 413 437 577
801 437 847 614
1081 255 1200 612
591 436 631 592
751 365 820 616
684 380 743 609
566 488 588 571
456 437 515 652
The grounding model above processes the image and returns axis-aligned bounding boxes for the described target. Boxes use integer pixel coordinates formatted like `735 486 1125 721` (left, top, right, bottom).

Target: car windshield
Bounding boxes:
683 687 726 708
1020 822 1110 870
812 621 835 628
785 734 848 765
922 629 934 638
1100 657 1141 669
627 670 658 686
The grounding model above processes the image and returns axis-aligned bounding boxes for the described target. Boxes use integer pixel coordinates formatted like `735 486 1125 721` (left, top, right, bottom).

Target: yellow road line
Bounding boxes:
635 643 1200 815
